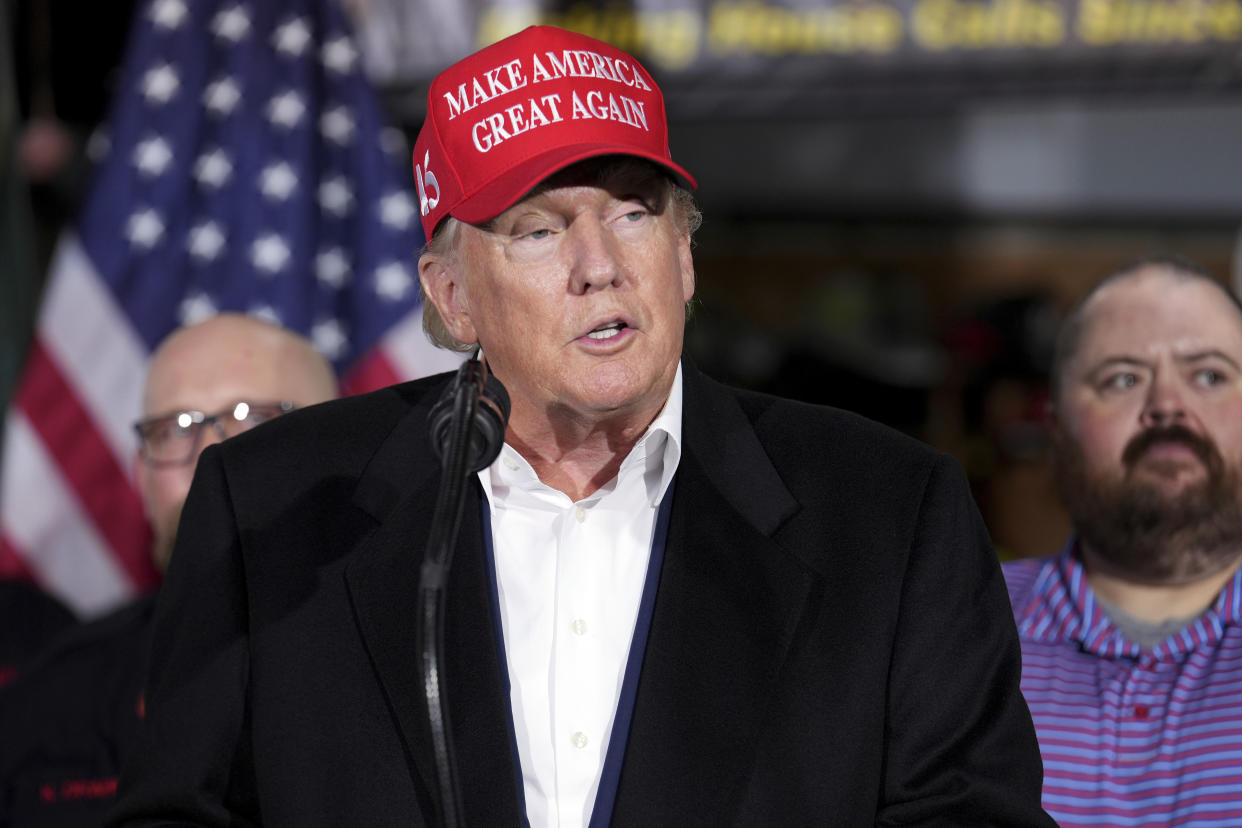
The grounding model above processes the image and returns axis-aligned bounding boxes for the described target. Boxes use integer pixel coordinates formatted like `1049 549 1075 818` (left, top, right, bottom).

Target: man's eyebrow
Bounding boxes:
1078 356 1147 385
1085 355 1147 373
1175 349 1242 371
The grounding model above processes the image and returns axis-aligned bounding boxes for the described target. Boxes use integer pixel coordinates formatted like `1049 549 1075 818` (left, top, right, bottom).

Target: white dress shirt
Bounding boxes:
477 366 683 828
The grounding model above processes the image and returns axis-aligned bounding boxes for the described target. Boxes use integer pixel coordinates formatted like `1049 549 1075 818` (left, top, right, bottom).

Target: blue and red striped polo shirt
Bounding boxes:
1004 543 1242 827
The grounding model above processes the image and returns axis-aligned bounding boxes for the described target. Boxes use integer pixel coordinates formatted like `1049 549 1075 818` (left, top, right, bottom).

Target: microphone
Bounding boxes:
420 351 509 828
428 354 510 473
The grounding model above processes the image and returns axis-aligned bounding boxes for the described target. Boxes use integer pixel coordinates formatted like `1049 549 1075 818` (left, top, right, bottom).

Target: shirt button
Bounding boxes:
571 619 588 636
571 731 589 749
575 505 587 523
1134 704 1150 719
502 456 519 471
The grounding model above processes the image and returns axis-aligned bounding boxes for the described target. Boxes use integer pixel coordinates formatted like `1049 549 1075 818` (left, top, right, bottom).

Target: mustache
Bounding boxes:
1122 424 1218 470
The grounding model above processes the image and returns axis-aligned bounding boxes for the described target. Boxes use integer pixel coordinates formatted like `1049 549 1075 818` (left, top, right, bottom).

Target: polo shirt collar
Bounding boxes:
1019 536 1242 660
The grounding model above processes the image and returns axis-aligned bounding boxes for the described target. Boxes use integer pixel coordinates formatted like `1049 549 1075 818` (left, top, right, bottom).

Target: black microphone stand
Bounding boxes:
418 356 508 828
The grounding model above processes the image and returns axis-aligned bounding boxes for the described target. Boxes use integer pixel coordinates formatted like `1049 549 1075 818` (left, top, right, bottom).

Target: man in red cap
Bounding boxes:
111 26 1053 827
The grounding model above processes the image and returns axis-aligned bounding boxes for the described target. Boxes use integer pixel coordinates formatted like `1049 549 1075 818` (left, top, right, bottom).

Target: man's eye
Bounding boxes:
243 406 287 426
146 419 192 443
615 205 651 225
1194 368 1226 387
167 414 200 437
511 224 553 241
1103 373 1139 391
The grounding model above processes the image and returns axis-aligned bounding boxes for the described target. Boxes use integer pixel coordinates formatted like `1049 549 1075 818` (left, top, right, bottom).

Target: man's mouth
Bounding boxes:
586 321 626 340
1138 441 1199 461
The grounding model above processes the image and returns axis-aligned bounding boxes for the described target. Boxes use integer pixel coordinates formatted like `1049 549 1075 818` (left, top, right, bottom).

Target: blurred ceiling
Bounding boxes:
359 0 1242 219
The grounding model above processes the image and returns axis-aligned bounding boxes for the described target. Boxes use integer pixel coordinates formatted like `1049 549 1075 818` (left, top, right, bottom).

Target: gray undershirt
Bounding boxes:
1095 593 1203 650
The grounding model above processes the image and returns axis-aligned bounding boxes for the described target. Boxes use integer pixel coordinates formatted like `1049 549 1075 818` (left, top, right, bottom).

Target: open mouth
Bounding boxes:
586 321 627 341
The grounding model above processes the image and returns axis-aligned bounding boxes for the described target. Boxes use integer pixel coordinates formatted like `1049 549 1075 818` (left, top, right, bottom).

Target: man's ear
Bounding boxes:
677 232 695 303
419 252 478 345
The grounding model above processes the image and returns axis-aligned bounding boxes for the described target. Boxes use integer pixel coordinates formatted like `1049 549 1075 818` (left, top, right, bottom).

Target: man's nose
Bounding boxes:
193 420 230 462
568 222 625 294
1140 373 1188 428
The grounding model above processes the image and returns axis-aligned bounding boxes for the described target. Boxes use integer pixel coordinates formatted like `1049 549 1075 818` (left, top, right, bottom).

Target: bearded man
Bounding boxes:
1004 255 1242 827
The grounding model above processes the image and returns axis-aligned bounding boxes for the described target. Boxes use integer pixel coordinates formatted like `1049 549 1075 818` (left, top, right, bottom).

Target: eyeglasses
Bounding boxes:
134 401 296 467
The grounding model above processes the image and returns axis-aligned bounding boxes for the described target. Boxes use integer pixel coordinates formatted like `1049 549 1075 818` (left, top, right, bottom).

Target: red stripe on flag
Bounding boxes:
341 346 403 396
14 340 158 591
0 534 38 581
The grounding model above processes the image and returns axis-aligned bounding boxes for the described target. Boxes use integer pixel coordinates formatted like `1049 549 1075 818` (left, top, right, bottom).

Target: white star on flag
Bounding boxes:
312 318 348 359
267 90 306 129
379 191 416 230
126 208 165 248
374 262 413 301
321 36 358 75
259 162 299 201
251 234 291 273
133 136 174 177
1 0 448 624
187 221 227 261
141 64 180 104
150 0 188 30
204 77 242 116
194 148 233 189
211 5 251 43
316 248 351 288
319 177 354 216
379 127 406 159
273 17 312 57
320 106 356 146
179 291 219 325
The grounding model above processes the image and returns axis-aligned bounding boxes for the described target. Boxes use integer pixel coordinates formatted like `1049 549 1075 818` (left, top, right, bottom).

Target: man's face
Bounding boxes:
135 318 336 572
1053 268 1242 582
420 161 695 434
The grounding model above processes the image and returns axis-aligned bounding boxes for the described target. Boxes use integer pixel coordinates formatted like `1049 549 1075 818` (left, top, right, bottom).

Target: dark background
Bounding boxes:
7 0 1242 560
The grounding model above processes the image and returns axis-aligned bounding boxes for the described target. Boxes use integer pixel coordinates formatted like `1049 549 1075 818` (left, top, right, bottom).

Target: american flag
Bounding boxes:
0 0 462 618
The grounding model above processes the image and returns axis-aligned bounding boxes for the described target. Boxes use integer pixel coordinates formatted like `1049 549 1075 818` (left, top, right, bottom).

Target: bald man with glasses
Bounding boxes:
132 315 336 573
0 314 336 828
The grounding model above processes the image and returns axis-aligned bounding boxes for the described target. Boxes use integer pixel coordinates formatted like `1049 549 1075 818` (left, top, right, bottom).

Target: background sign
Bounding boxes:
353 0 1242 119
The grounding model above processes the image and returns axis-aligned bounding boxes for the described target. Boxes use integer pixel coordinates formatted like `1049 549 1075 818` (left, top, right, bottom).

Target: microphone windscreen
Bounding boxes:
427 364 510 474
470 373 509 472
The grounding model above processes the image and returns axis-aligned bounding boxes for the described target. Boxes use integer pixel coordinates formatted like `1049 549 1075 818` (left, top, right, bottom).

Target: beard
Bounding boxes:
1053 424 1242 583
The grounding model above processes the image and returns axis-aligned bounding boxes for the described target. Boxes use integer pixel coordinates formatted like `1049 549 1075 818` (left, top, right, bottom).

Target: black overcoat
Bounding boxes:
109 361 1053 827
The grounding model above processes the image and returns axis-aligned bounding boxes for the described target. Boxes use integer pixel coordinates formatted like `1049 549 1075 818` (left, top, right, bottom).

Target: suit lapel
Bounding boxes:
342 365 813 824
612 363 815 825
344 384 523 825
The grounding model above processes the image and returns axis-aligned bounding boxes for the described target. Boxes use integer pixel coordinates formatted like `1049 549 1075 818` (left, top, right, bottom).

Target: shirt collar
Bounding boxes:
1019 536 1242 659
626 362 683 507
478 363 683 507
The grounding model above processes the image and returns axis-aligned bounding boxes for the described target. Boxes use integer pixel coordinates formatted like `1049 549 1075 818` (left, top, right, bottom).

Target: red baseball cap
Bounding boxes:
411 25 696 240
